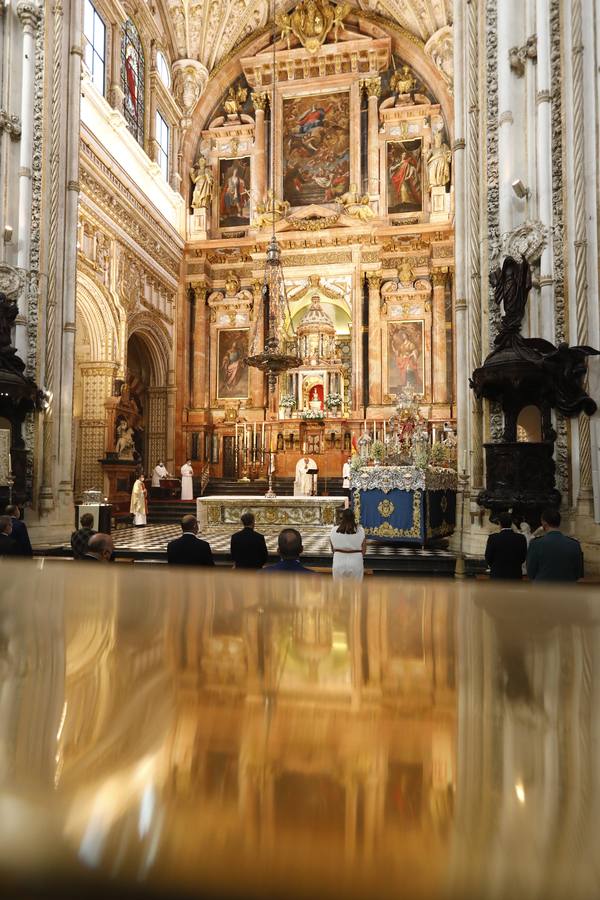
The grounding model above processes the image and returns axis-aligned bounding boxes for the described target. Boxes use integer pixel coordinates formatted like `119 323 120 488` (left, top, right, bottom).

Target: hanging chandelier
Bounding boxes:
244 0 301 390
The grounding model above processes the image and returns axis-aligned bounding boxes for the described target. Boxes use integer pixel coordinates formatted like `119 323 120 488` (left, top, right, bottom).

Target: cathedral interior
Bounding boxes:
1 0 600 894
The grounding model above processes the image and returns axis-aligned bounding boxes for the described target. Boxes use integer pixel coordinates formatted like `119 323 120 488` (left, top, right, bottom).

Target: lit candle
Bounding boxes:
8 452 11 474
462 450 467 472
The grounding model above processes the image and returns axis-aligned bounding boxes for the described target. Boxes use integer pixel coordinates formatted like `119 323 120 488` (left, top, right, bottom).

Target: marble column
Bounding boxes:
366 273 382 406
15 0 41 361
192 283 207 410
535 0 554 344
452 0 470 469
363 77 381 196
432 269 449 404
251 92 268 211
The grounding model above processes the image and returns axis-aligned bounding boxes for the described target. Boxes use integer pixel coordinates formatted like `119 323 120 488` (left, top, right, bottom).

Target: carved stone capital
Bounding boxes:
502 219 548 263
0 264 26 299
361 76 381 99
431 268 449 288
509 35 537 77
191 282 207 303
251 91 269 112
0 110 22 140
16 0 41 31
366 271 382 291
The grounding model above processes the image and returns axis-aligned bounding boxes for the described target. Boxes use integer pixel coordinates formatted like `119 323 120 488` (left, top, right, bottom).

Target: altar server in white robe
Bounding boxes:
294 455 318 496
130 473 147 526
151 460 169 487
181 460 194 500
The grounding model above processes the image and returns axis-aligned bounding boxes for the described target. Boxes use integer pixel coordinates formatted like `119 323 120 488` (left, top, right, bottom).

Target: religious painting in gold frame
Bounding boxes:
218 157 251 228
386 139 423 214
282 91 350 206
387 320 425 397
217 328 249 400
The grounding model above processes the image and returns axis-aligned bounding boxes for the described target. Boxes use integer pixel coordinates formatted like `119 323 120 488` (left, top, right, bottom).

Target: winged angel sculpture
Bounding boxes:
276 0 351 53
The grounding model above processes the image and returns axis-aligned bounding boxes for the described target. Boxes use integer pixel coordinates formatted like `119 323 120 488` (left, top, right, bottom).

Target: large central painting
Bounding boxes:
388 321 424 396
282 92 350 206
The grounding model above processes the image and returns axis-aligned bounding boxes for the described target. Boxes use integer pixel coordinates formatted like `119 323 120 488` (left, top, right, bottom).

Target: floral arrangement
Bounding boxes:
350 453 364 472
325 392 343 410
279 394 297 409
371 439 385 463
301 409 325 420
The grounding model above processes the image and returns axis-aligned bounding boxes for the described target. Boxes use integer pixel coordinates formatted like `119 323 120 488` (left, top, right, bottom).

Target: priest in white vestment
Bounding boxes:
294 455 318 496
181 460 194 500
151 460 169 487
130 473 147 526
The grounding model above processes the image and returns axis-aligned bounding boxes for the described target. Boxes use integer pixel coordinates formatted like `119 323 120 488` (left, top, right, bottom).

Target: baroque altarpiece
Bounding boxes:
179 1 454 481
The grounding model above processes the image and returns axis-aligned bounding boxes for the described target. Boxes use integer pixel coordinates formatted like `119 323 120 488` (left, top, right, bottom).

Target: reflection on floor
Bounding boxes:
1 566 595 899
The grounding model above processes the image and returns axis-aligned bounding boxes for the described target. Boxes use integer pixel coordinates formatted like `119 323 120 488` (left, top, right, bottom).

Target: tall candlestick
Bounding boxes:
383 420 386 442
462 450 467 472
8 452 11 474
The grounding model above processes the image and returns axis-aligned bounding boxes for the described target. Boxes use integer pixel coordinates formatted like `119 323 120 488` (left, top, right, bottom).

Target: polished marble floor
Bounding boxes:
0 563 596 899
113 522 456 561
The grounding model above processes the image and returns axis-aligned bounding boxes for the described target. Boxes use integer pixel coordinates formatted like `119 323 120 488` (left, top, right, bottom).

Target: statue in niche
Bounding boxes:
339 184 374 221
115 418 136 460
190 156 214 209
254 189 290 228
223 85 248 118
390 64 417 101
426 131 452 188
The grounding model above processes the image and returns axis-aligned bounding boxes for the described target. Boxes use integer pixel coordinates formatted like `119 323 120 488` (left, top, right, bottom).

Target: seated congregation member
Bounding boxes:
230 512 269 569
80 533 115 562
527 507 584 582
329 508 366 582
264 528 313 574
167 515 214 567
484 512 527 580
0 515 17 556
71 512 96 560
4 505 33 557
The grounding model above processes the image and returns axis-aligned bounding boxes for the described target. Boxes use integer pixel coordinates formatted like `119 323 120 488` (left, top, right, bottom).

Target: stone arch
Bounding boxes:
74 272 123 497
126 315 173 472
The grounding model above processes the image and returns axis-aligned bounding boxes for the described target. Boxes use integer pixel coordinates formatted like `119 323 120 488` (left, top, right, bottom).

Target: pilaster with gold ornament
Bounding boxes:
251 92 269 215
366 272 383 407
431 268 449 403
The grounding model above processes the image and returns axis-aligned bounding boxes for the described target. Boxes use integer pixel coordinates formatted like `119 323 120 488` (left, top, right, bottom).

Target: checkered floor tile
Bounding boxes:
113 523 456 559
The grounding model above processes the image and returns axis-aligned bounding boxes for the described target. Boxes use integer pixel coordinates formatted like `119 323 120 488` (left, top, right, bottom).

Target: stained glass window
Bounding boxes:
121 18 145 146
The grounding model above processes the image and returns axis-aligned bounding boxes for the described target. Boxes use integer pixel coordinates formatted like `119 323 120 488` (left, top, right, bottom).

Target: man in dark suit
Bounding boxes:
4 505 33 557
230 512 269 569
527 507 584 582
484 512 527 579
0 515 18 557
264 528 314 574
167 515 214 567
80 533 115 562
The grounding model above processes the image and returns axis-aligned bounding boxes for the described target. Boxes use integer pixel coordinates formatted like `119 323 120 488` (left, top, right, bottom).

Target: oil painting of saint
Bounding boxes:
387 140 423 214
282 92 350 206
218 158 251 228
217 329 248 400
388 321 424 396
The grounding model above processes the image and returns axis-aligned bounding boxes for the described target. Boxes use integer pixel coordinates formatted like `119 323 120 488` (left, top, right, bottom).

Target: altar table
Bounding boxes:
197 495 341 530
350 466 457 545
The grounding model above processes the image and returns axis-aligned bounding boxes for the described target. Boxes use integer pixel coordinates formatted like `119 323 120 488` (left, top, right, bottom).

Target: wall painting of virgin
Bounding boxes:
282 92 350 206
388 321 424 396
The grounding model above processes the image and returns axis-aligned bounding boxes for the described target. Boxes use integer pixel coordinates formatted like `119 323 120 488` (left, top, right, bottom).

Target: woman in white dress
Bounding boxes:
130 473 147 526
329 508 366 581
181 459 194 501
